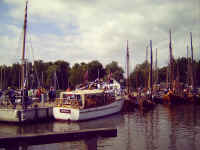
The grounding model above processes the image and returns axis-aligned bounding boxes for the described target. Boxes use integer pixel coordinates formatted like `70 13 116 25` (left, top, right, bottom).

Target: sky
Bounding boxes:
0 0 199 71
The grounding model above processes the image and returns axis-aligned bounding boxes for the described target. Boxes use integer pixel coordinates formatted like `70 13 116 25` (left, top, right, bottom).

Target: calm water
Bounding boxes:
0 104 200 150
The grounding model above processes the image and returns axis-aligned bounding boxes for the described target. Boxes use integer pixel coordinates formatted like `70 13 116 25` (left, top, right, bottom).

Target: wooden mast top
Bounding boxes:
21 1 28 89
190 32 195 89
145 46 148 89
126 40 130 94
155 48 158 84
169 29 173 90
150 40 153 98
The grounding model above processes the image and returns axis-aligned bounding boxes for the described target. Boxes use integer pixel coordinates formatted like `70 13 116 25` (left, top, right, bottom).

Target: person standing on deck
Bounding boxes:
49 87 56 103
36 88 41 102
28 89 33 97
6 87 16 108
23 88 29 109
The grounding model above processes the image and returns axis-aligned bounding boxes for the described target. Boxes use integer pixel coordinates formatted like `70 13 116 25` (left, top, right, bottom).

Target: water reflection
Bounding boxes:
0 121 54 135
168 104 200 150
0 105 200 150
52 113 124 132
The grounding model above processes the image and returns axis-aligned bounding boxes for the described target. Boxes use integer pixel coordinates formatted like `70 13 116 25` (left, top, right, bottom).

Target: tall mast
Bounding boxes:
176 59 180 82
169 29 173 90
190 32 195 89
42 72 44 88
21 1 28 89
186 45 190 86
150 40 153 99
54 71 57 90
145 46 148 89
155 48 158 84
166 64 169 89
126 40 130 93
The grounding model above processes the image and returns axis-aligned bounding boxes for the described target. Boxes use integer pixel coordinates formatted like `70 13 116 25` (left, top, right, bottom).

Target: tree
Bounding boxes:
105 61 124 82
11 63 21 88
129 62 147 89
88 60 104 81
46 64 57 88
1 57 200 90
33 60 46 88
54 60 70 90
69 63 85 88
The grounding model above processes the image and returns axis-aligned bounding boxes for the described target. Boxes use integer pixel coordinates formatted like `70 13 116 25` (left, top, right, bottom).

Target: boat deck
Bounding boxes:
0 101 54 110
0 101 54 123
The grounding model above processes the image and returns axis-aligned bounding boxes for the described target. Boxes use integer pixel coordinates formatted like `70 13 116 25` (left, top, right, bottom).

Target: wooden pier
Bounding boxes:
0 102 54 123
0 128 117 150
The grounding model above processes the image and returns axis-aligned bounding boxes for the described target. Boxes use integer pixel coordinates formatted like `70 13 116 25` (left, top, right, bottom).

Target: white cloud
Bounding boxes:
1 0 199 70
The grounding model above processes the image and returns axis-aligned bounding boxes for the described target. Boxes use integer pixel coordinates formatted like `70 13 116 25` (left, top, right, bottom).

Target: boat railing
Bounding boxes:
55 98 81 108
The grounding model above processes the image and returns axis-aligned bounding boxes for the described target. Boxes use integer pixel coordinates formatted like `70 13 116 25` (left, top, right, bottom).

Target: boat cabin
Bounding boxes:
55 89 114 109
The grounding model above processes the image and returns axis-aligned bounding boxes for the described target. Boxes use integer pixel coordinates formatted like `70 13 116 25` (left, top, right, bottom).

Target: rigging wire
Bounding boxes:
15 28 24 64
27 24 40 88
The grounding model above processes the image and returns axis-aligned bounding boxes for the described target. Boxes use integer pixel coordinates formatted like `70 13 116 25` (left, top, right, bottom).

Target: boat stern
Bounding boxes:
53 107 79 121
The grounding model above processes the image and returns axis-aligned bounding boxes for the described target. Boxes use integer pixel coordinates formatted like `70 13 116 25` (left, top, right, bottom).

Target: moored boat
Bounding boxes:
53 81 124 121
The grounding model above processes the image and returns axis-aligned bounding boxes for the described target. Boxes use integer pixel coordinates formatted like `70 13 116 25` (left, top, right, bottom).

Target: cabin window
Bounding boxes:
76 95 81 100
63 94 75 100
76 95 82 105
84 94 105 108
62 94 82 106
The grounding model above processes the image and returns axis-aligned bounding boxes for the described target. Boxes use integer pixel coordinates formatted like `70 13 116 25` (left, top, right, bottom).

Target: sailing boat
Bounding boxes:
185 33 200 103
0 1 52 122
162 29 184 105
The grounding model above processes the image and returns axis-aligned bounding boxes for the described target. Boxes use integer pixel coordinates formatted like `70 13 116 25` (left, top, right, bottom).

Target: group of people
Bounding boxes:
1 86 57 108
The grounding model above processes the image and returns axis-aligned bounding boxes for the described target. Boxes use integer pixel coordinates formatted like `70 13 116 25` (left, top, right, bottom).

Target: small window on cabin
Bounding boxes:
76 95 82 105
63 94 75 100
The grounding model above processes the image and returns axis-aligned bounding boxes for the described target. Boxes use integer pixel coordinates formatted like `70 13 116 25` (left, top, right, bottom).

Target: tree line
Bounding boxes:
130 57 200 89
0 60 124 90
0 57 199 90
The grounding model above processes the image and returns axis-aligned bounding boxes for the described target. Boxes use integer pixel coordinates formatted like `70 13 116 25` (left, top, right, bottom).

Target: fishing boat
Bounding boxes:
53 80 124 121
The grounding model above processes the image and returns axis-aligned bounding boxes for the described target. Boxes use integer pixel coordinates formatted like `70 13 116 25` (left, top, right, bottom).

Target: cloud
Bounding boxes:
0 0 199 71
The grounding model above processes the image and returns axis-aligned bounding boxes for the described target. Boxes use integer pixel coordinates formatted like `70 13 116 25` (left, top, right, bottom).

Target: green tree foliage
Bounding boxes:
105 61 124 82
129 57 200 90
130 61 149 89
158 66 167 83
1 57 199 90
69 63 85 88
11 63 21 88
33 60 46 87
46 64 58 88
174 57 188 83
88 60 105 81
54 61 70 90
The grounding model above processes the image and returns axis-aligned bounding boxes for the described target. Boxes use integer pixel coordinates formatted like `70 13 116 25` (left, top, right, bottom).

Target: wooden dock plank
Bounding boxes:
0 128 117 148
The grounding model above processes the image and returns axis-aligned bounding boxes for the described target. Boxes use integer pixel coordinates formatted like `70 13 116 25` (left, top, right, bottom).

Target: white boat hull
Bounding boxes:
0 107 53 123
53 98 124 121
